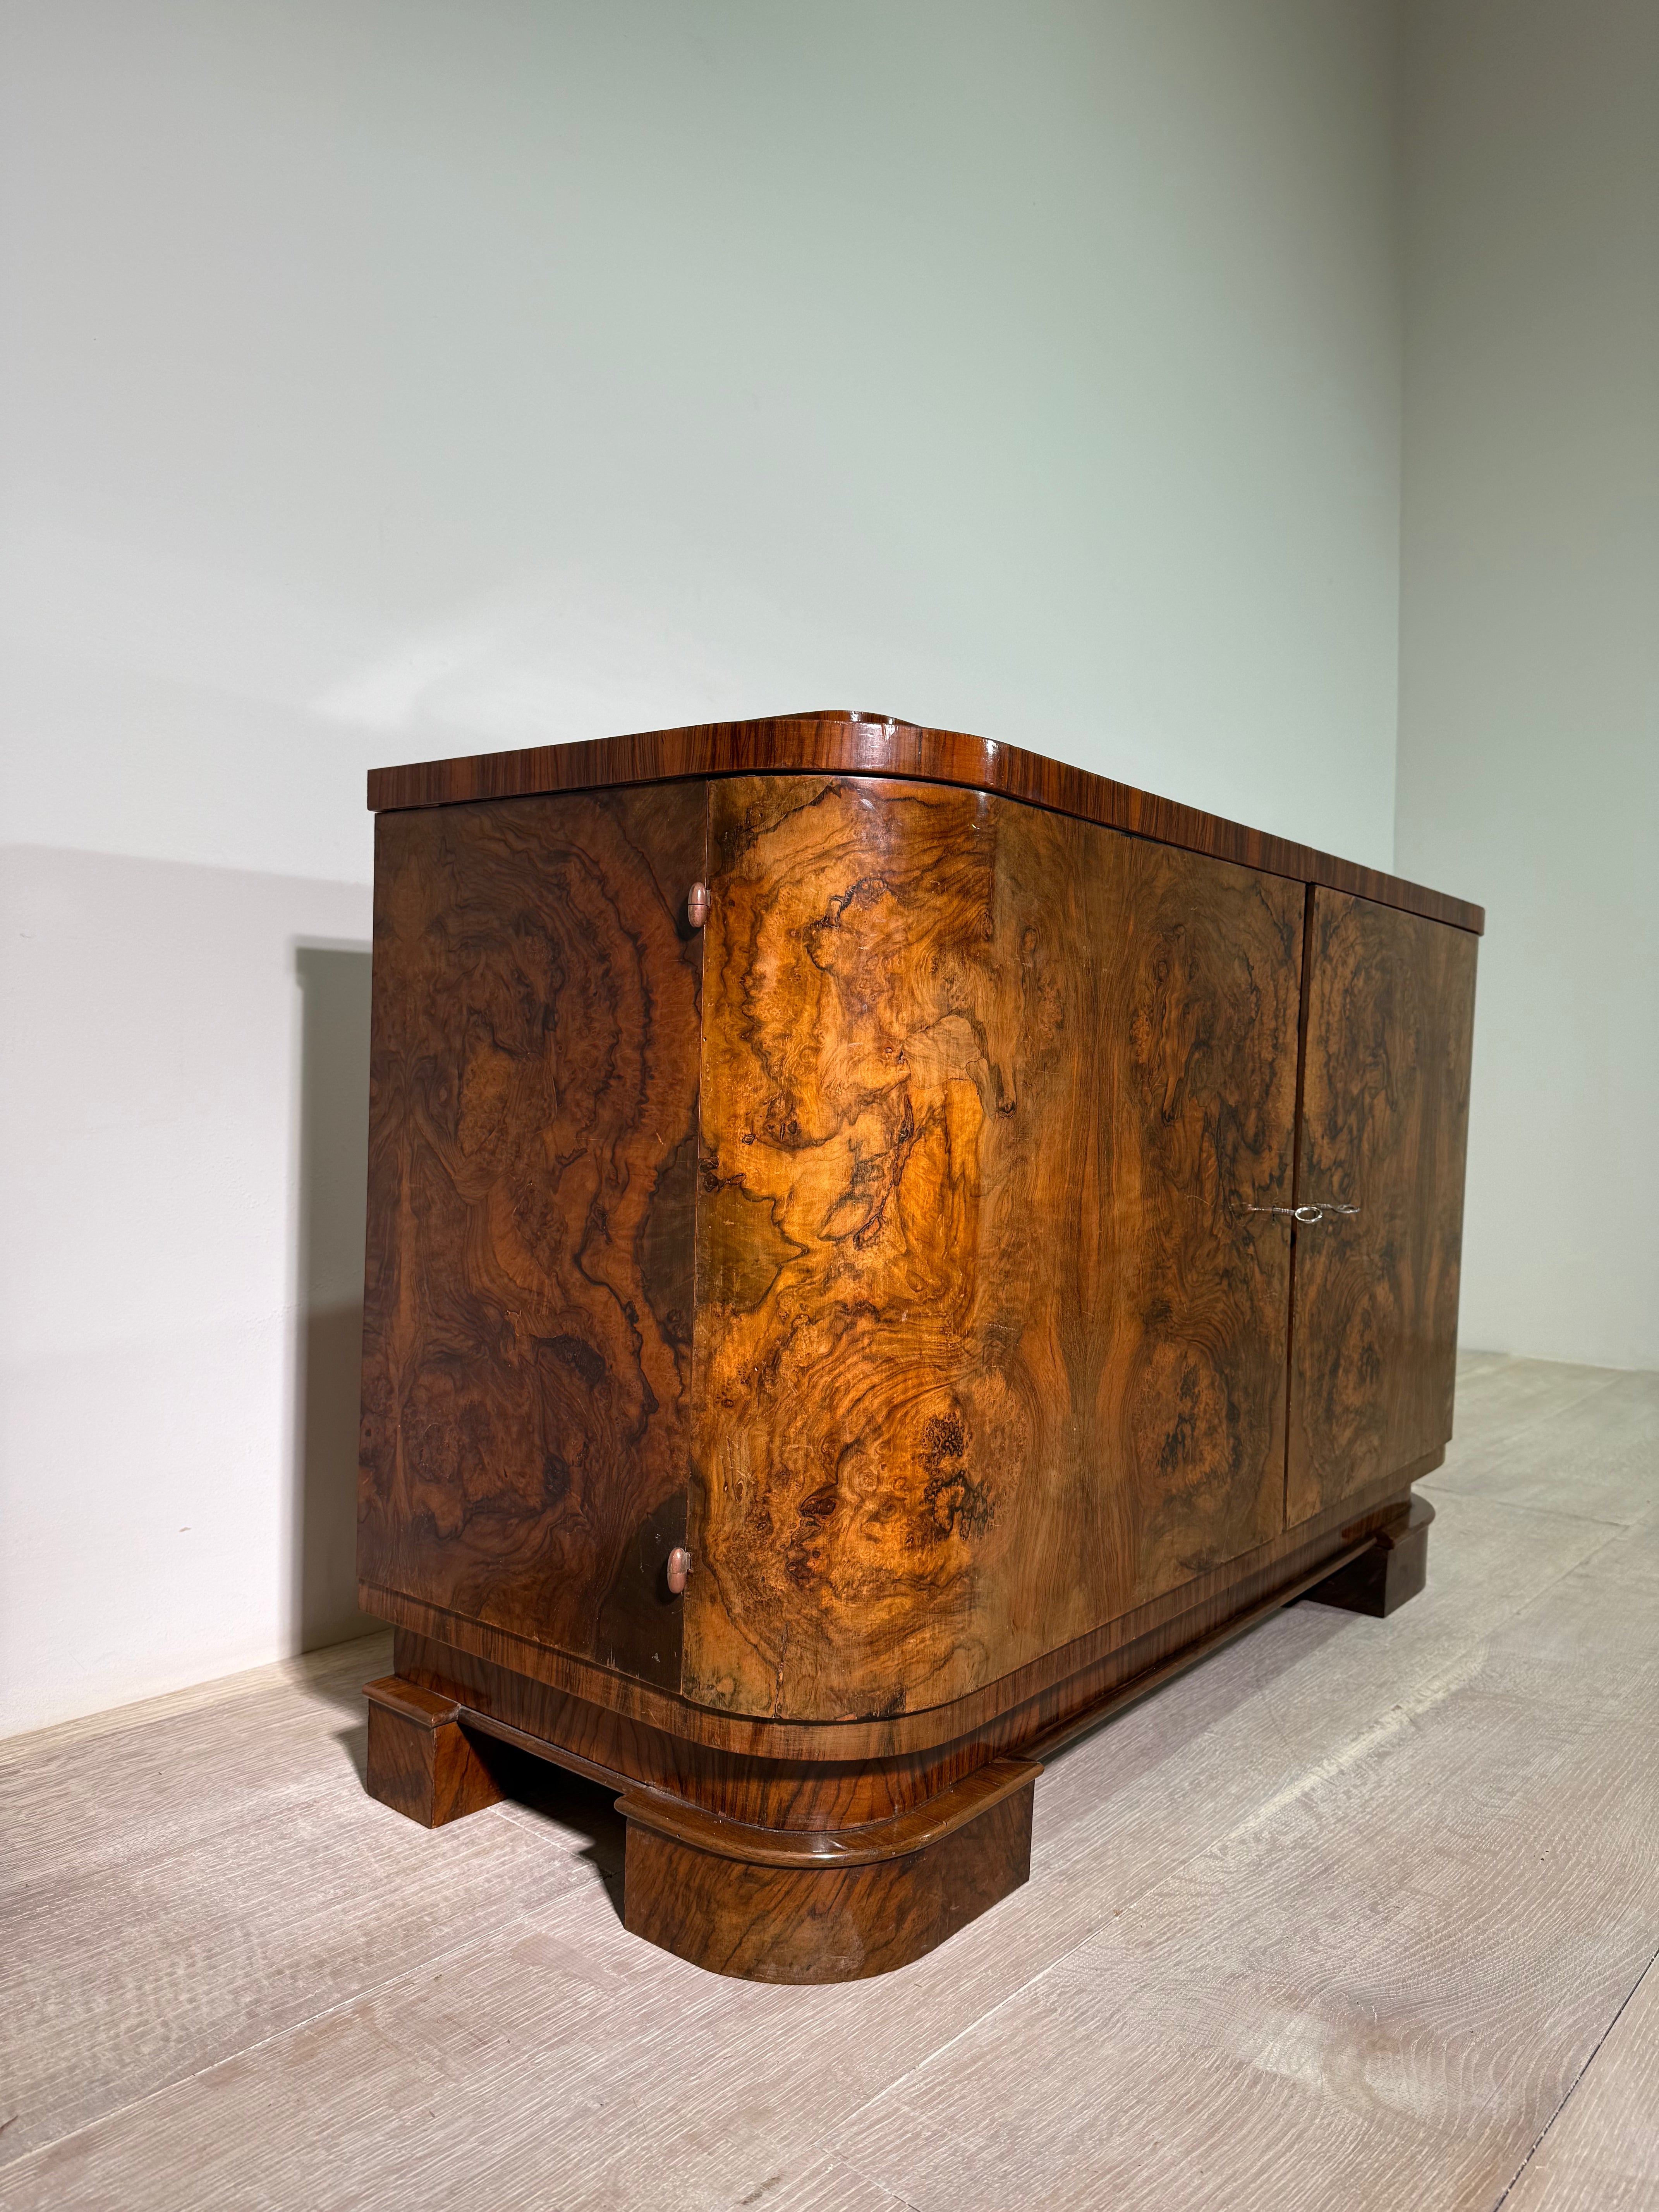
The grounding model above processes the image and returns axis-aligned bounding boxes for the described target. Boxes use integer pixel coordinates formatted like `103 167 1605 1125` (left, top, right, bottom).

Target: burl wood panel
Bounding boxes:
1287 890 1478 1525
358 786 706 1686
683 775 1305 1722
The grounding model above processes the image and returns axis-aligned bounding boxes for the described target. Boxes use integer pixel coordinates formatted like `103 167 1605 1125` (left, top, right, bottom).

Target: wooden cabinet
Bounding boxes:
357 712 1482 1984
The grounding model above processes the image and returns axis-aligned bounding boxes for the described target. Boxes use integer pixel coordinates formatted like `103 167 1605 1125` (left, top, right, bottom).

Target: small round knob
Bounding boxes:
666 1546 693 1595
686 882 710 929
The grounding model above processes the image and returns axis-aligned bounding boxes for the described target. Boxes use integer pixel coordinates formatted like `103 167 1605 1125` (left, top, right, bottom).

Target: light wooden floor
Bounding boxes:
3 1353 1656 2211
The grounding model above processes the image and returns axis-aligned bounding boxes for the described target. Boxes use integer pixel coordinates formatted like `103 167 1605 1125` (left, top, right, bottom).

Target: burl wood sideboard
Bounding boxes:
357 710 1480 1983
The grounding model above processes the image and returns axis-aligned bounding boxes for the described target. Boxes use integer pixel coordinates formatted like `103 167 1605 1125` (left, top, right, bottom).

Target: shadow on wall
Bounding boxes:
293 941 377 1650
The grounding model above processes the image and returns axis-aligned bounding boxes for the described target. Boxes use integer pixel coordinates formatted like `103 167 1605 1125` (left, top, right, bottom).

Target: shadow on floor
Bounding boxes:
295 1632 393 1723
1040 1589 1354 1779
335 1720 369 1787
336 1719 629 1918
487 1740 629 1916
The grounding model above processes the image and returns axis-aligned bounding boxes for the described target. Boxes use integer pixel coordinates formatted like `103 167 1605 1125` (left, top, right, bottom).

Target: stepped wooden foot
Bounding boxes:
1302 1494 1434 1619
618 1759 1040 1984
364 1676 503 1827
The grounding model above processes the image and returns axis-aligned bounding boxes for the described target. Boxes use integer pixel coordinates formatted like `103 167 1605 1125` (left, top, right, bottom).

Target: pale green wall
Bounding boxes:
0 0 1407 1734
2 0 1405 882
1397 0 1659 1368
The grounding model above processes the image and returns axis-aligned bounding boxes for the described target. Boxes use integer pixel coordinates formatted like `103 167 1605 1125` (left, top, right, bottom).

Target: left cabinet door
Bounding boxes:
357 786 708 1690
1286 888 1478 1526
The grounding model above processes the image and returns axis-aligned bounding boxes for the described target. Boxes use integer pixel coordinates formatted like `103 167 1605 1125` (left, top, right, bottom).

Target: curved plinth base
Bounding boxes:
620 1761 1038 1984
362 1491 1434 1984
362 1678 1037 1982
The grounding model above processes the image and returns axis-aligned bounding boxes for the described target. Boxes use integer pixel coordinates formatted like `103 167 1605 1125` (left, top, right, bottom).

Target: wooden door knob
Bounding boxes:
666 1547 693 1595
687 883 711 928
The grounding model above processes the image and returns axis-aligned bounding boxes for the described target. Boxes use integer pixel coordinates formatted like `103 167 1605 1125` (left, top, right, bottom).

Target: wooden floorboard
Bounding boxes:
0 1355 1652 2211
1500 1948 1659 2212
0 1634 617 2166
1434 1362 1659 1526
831 1570 1659 2211
756 2155 919 2212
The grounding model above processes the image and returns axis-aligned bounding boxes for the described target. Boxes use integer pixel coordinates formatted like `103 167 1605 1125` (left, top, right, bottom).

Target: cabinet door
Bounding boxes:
357 785 706 1688
1286 888 1478 1525
684 776 1304 1723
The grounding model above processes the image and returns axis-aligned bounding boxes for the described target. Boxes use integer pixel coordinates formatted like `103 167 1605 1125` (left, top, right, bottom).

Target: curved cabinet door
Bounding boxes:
357 786 706 1688
1287 888 1478 1525
684 775 1305 1723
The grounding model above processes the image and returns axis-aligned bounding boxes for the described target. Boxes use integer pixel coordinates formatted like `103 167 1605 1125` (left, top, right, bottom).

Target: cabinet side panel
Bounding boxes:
1287 888 1478 1524
684 775 1302 1722
357 785 706 1688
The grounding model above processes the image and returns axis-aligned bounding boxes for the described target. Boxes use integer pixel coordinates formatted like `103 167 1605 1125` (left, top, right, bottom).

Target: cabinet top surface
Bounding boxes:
367 709 1484 935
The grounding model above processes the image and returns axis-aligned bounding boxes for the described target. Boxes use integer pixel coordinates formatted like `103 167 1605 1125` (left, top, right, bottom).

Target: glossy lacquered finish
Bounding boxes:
1301 1494 1435 1618
376 1472 1435 1784
687 774 1303 1722
363 1676 504 1827
358 785 705 1692
621 1774 1037 1984
366 709 1485 936
1287 891 1479 1525
357 720 1480 1982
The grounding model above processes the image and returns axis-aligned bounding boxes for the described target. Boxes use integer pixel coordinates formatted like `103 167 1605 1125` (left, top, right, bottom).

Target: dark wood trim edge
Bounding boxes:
364 713 1484 936
357 1463 1428 1759
615 1756 1041 1871
1380 1492 1436 1544
371 1493 1427 1836
364 1676 459 1730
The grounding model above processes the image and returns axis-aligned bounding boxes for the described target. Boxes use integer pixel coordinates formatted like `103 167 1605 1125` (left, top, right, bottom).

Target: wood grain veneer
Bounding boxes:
622 1776 1037 1984
366 709 1485 936
383 1499 1401 1838
362 1677 504 1827
1287 890 1479 1525
686 775 1304 1722
358 785 705 1689
365 1458 1435 1767
617 1756 1040 1869
356 715 1480 1982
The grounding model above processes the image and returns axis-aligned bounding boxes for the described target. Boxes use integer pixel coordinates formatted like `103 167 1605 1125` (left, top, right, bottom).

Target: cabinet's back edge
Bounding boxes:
364 711 1485 936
